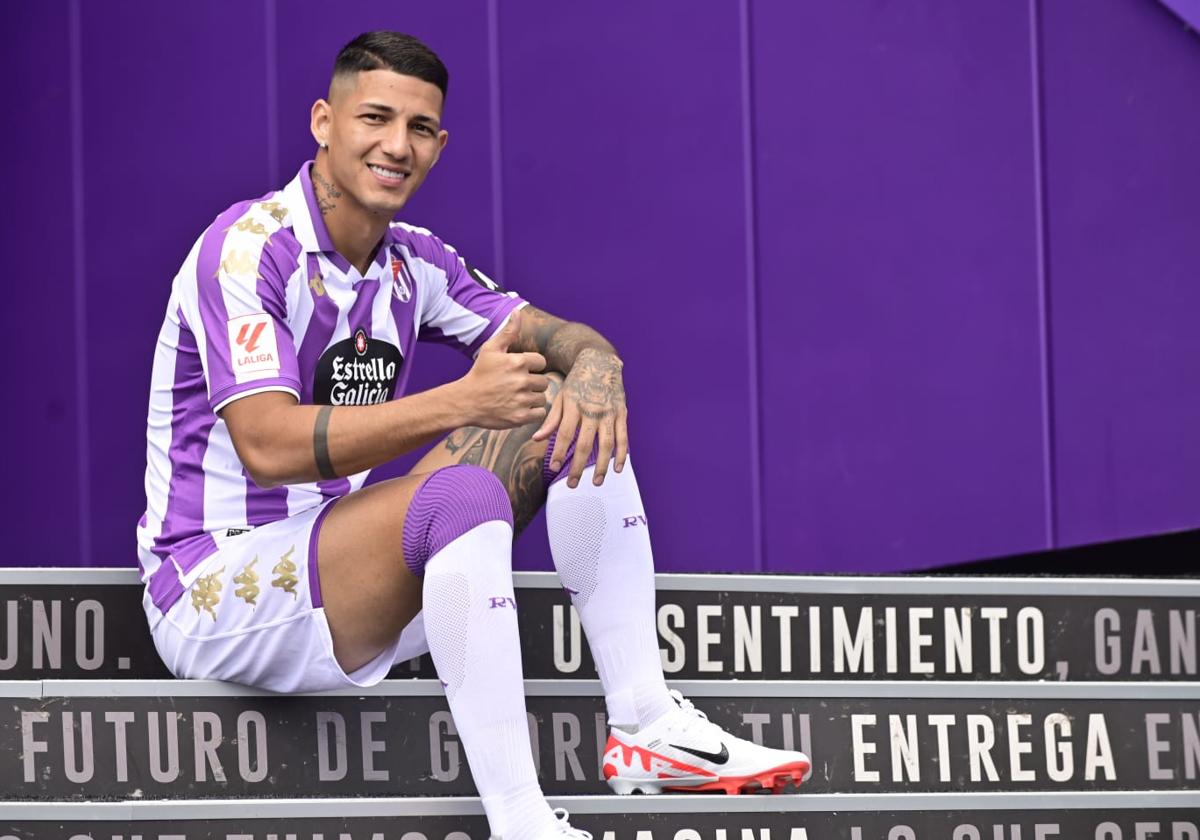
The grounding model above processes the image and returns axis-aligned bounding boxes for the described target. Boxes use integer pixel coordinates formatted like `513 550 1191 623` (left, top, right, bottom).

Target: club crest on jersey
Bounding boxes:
391 255 413 303
354 328 368 355
226 313 280 381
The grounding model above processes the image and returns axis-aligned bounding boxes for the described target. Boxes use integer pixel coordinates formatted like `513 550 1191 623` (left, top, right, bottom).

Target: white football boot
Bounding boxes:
602 690 811 795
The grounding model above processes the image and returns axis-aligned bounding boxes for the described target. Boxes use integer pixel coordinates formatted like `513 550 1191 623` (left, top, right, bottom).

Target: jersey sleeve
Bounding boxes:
410 232 525 357
180 201 304 412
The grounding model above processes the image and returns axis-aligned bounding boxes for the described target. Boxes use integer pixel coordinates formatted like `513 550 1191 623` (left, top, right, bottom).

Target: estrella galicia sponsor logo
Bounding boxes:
466 263 504 292
314 332 402 406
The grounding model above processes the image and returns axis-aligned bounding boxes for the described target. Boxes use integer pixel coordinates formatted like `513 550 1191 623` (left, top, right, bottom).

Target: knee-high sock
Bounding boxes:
408 467 556 840
545 454 673 731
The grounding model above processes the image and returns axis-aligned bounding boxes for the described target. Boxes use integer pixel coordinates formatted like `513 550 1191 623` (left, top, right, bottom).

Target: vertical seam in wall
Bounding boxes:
739 0 765 572
69 0 92 566
264 0 280 185
1029 0 1058 549
486 0 507 278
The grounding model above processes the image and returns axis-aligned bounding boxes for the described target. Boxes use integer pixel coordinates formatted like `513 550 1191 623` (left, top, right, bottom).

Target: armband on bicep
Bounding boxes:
313 405 337 480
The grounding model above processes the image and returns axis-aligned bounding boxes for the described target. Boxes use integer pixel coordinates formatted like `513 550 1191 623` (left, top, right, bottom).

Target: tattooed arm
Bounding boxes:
517 306 629 488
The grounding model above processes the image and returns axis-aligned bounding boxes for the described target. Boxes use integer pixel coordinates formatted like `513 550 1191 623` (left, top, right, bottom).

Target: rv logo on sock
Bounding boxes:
488 596 517 610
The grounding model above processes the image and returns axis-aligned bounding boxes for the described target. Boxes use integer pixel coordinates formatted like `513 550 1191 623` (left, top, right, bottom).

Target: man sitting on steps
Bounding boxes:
137 30 810 840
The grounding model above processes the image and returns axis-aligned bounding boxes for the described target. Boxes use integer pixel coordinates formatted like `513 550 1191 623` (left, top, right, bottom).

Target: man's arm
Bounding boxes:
515 306 629 488
224 311 548 487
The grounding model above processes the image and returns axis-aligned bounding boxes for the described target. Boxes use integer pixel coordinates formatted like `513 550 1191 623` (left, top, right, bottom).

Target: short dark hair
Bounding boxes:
332 31 449 99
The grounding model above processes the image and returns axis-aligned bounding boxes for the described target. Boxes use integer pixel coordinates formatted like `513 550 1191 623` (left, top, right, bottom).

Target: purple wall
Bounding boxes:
8 0 1198 572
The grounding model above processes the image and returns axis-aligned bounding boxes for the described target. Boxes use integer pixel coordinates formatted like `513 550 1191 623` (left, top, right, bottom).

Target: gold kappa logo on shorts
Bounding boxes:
191 566 226 621
272 545 299 600
233 556 260 607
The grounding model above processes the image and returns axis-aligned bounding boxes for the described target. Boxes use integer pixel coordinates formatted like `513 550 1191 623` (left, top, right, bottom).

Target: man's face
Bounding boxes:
312 69 448 216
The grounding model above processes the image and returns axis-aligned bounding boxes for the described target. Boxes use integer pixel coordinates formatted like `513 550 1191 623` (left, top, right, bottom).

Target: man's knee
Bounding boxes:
402 465 514 577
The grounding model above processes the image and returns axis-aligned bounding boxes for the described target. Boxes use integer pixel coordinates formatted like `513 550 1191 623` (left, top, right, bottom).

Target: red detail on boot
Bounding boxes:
605 734 715 778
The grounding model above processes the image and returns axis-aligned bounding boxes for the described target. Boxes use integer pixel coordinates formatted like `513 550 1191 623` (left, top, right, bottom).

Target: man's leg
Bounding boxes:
318 468 560 839
412 373 673 730
414 374 811 796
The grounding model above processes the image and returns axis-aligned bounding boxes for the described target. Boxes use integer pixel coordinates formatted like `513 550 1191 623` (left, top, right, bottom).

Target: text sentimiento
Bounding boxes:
313 331 402 406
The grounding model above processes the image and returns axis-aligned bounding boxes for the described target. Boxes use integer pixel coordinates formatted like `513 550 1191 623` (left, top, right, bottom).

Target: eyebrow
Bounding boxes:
359 102 440 127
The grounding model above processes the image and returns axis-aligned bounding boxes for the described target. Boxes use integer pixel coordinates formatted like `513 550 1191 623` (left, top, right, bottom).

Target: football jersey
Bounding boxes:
137 161 523 610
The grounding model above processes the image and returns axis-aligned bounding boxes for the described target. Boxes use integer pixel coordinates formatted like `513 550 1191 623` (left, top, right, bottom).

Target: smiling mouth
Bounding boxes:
368 163 409 183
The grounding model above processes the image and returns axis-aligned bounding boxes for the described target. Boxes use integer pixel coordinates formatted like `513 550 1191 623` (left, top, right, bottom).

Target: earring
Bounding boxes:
320 141 328 149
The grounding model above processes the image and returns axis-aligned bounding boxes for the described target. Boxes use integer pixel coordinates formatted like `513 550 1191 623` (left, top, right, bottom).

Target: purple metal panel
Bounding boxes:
1041 0 1200 546
496 1 757 571
753 4 1048 572
79 1 272 566
1157 0 1200 32
273 1 497 489
1 1 81 567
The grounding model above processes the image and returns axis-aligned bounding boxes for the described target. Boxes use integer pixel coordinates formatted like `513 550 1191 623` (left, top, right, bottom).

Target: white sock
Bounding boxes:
422 520 557 840
545 457 673 730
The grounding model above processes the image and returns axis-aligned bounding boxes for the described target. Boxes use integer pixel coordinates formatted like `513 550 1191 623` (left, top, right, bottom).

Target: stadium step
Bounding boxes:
1 565 1197 834
2 678 1199 800
2 569 1198 682
3 792 1200 839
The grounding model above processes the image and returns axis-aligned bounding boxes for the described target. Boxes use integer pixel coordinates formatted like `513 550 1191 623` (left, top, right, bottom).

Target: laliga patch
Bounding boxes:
227 312 280 380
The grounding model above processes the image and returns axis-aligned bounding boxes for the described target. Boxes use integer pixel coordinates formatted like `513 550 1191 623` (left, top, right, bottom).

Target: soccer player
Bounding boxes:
138 31 810 839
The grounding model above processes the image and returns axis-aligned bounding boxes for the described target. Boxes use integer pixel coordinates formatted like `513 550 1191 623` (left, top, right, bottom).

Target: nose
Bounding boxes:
379 123 411 163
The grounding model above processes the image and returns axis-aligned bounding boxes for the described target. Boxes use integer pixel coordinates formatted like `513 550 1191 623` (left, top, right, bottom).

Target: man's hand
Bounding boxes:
533 347 628 488
458 309 550 429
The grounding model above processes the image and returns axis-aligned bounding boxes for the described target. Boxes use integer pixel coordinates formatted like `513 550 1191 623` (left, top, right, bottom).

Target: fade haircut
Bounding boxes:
331 31 449 99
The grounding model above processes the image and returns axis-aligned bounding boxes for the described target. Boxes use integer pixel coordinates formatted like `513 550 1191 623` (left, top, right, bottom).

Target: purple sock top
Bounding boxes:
541 429 600 490
402 465 513 577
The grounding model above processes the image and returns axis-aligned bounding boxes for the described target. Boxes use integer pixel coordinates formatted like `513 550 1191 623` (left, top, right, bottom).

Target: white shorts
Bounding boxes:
143 499 430 694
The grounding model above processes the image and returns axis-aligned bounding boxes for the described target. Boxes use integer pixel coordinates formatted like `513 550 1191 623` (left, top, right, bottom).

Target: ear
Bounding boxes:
431 129 449 167
310 99 332 148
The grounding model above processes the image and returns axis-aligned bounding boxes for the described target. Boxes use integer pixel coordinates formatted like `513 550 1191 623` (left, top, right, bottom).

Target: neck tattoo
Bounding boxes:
312 167 342 217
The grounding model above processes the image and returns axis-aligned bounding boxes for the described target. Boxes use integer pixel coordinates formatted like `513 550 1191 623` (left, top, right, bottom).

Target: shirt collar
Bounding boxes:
284 161 335 254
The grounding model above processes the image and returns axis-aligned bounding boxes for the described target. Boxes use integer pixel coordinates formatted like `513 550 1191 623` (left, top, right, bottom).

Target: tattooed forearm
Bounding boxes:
519 307 618 374
313 406 337 480
311 167 342 216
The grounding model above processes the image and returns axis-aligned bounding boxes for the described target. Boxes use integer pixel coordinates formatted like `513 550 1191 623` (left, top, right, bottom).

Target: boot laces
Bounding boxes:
553 808 592 839
668 689 709 721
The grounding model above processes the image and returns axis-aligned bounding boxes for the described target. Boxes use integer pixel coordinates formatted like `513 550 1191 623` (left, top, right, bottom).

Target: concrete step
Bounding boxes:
2 792 1199 838
3 679 1198 801
3 570 1198 682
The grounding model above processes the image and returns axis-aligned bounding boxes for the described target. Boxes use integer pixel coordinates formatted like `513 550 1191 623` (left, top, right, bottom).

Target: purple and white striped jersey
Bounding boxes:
137 161 523 597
